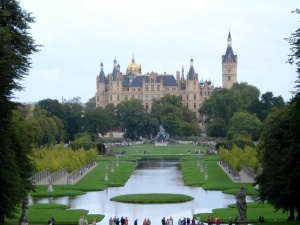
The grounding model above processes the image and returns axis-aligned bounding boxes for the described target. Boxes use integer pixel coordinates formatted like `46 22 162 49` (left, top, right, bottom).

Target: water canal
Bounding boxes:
33 159 253 225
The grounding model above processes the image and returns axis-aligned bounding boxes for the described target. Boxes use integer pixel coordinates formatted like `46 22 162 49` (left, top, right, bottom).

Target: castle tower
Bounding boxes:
96 61 107 107
222 32 237 88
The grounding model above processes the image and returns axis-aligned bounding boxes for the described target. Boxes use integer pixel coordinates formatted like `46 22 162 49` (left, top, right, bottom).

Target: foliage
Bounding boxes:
231 82 260 107
26 105 64 147
255 106 299 219
151 94 201 137
31 145 98 173
248 91 285 121
199 88 243 125
219 145 258 172
228 111 262 141
0 1 39 222
0 111 36 222
69 132 105 154
254 9 300 220
116 99 148 140
38 98 85 142
85 96 96 113
84 107 110 136
206 117 227 137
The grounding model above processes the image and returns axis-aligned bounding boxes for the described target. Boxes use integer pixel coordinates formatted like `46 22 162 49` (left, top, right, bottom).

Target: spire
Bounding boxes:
190 57 193 67
188 57 195 80
227 31 232 47
114 57 117 68
99 61 106 83
223 32 237 63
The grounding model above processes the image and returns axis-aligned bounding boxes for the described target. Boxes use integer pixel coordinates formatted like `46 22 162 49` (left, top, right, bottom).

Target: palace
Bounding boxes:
95 32 237 124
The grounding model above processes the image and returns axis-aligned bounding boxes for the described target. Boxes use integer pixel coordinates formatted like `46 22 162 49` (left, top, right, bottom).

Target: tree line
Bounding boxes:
20 93 201 148
200 82 285 148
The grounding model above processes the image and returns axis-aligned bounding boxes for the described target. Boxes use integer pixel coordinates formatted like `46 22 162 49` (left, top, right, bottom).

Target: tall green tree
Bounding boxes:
116 99 147 140
0 1 39 222
248 91 285 121
199 88 243 125
255 9 300 220
84 107 110 136
206 117 227 137
228 111 262 141
231 82 260 108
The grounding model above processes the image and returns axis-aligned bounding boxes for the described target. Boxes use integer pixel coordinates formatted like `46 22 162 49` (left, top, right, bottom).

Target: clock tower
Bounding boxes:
222 32 237 89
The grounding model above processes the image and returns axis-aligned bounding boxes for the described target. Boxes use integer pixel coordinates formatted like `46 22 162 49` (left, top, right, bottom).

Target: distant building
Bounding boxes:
95 32 237 127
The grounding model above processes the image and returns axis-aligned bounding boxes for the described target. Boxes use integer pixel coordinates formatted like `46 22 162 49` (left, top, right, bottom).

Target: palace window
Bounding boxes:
151 85 154 91
138 95 142 100
146 95 149 100
125 95 128 100
194 103 196 109
157 85 160 91
146 85 148 91
194 94 196 100
187 103 189 108
187 94 189 100
200 91 202 96
179 94 182 100
97 96 99 102
117 95 120 101
146 103 148 109
151 78 154 83
110 95 112 101
228 76 231 80
157 94 160 99
131 95 134 99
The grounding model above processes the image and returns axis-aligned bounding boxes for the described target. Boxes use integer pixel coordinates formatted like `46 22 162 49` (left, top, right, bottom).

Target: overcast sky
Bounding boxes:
15 0 299 104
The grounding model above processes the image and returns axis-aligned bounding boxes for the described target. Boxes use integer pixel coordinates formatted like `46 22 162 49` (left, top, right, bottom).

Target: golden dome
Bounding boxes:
127 54 139 72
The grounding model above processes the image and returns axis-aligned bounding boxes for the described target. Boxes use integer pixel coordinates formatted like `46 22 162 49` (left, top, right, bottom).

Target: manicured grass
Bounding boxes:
180 157 256 194
110 193 193 204
194 202 294 225
31 161 137 197
111 143 209 155
7 204 104 225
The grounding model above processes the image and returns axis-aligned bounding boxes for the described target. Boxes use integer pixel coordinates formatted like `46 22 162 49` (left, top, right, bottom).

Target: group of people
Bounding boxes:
161 216 205 225
258 215 265 223
109 216 129 225
78 216 97 225
207 215 222 225
48 216 55 225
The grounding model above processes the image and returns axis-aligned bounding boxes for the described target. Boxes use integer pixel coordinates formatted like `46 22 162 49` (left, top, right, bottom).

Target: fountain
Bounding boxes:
155 125 169 146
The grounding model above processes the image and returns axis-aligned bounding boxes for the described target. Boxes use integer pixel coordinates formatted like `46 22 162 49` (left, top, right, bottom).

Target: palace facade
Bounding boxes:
95 32 237 124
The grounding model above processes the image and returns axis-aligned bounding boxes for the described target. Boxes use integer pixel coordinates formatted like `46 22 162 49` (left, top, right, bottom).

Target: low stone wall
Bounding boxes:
33 170 51 184
220 160 241 181
67 160 96 184
155 142 168 146
242 164 257 179
50 168 68 183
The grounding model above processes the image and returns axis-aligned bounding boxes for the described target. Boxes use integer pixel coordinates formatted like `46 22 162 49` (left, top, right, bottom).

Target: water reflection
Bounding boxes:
33 159 252 225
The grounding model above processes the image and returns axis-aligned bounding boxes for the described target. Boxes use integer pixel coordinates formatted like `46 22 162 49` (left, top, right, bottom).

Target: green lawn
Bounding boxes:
110 193 193 204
